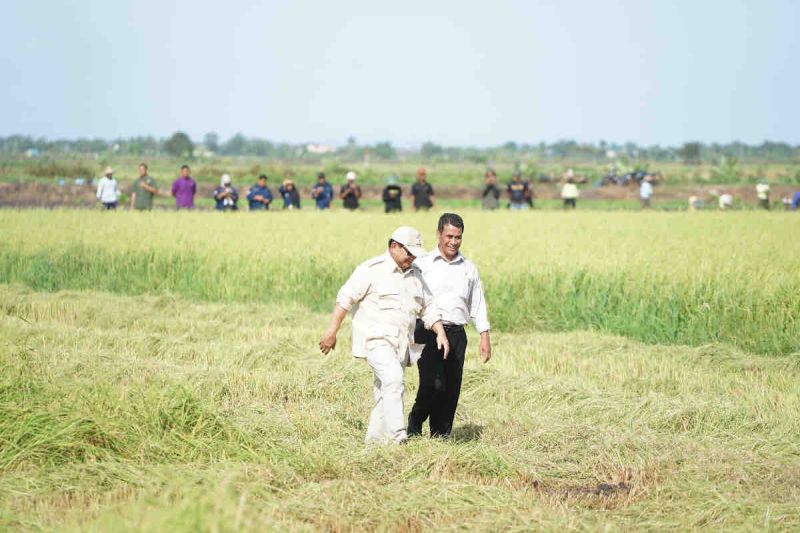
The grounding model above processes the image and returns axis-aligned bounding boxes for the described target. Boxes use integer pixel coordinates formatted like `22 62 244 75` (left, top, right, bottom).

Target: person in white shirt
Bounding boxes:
319 226 449 445
639 175 654 209
408 213 492 438
756 181 771 210
561 177 580 209
96 166 120 210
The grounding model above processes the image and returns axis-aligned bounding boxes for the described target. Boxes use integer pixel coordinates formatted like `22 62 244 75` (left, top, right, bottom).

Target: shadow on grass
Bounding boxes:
451 423 484 443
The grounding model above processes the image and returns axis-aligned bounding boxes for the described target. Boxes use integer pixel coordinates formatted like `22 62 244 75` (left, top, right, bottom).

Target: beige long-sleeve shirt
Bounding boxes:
336 252 441 366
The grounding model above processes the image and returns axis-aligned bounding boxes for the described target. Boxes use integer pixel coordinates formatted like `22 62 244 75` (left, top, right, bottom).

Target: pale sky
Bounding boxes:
2 0 798 146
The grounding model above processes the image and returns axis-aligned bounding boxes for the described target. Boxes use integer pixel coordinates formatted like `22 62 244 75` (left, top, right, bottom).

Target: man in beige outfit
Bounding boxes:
319 226 450 444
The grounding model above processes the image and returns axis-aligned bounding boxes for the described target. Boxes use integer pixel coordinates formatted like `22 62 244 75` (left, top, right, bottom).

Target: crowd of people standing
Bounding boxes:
97 163 444 212
96 163 800 212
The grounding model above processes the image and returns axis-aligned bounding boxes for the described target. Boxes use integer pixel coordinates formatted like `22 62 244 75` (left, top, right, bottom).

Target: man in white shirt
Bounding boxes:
319 226 449 444
96 166 120 210
408 213 492 438
756 181 771 210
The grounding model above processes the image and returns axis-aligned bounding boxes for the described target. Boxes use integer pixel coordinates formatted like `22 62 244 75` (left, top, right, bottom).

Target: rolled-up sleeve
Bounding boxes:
336 265 370 311
419 277 442 329
470 270 490 333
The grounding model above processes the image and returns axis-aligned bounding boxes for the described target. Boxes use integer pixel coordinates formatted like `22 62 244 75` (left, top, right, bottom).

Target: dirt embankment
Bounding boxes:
1 181 797 208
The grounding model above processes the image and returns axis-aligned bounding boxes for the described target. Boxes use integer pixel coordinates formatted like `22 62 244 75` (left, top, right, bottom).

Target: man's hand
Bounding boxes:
320 306 347 355
319 330 337 355
479 331 492 364
436 331 450 360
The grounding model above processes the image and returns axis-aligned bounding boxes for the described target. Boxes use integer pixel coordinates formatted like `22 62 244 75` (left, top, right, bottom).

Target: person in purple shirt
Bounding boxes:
792 191 800 211
171 165 197 209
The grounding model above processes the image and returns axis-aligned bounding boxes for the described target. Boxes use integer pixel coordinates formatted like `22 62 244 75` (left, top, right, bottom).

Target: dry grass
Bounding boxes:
1 286 799 530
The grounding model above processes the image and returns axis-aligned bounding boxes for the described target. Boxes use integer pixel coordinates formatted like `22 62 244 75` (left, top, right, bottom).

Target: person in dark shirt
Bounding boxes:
507 171 530 210
411 167 435 211
279 179 301 209
311 172 334 210
524 177 534 207
213 174 239 211
383 175 403 213
130 162 158 210
340 171 362 210
246 174 273 210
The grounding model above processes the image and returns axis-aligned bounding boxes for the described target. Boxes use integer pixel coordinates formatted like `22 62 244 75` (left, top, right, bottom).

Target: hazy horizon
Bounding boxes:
3 0 798 147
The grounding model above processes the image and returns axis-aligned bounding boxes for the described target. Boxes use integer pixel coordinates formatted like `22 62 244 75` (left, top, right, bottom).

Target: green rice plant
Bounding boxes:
0 210 798 354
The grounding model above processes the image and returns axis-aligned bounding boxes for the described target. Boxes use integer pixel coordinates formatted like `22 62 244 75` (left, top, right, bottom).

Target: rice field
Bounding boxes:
1 210 799 354
1 209 799 530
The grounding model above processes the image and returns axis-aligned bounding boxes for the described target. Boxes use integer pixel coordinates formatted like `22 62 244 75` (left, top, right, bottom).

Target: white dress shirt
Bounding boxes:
415 248 490 333
336 252 441 366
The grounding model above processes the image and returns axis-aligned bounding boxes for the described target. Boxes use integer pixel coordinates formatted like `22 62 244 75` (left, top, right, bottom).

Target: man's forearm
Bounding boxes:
326 304 348 334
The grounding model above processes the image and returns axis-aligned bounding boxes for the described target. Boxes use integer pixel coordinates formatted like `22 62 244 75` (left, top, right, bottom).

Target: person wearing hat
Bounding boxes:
319 226 450 445
246 174 273 210
311 172 334 210
171 165 197 210
411 167 435 211
382 175 403 213
340 171 362 211
130 163 158 211
408 213 491 439
507 171 530 210
96 166 120 210
213 174 239 211
279 178 301 209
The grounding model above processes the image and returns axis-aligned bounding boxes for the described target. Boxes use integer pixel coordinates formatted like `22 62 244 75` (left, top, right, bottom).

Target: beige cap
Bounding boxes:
104 166 113 175
221 174 232 185
390 226 425 257
346 171 357 181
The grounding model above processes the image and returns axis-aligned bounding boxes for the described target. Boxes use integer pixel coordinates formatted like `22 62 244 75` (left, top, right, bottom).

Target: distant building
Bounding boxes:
193 145 215 158
306 143 336 155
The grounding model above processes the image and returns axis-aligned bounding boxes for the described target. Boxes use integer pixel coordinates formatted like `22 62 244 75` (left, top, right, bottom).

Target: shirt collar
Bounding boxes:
432 246 464 264
383 251 407 274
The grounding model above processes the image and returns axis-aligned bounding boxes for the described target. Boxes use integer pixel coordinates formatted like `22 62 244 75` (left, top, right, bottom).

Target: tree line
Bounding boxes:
1 133 798 164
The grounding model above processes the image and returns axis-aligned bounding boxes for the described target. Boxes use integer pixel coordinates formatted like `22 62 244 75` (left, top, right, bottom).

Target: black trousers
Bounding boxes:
408 323 467 437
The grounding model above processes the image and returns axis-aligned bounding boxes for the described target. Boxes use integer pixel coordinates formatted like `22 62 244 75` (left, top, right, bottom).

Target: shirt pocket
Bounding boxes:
445 271 472 301
375 284 401 310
